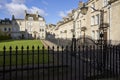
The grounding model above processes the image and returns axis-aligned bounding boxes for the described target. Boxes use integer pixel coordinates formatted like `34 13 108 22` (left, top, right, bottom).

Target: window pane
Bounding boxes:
95 14 99 25
9 28 11 31
91 16 94 25
28 17 33 20
4 28 7 31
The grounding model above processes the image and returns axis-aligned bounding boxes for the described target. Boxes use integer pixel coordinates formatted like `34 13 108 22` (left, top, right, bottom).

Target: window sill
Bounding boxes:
91 24 99 26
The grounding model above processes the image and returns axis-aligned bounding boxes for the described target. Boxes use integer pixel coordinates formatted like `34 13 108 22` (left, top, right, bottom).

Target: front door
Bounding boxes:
104 31 107 44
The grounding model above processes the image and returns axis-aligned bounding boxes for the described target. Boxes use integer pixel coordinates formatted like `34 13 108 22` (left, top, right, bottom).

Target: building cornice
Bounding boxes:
57 19 73 27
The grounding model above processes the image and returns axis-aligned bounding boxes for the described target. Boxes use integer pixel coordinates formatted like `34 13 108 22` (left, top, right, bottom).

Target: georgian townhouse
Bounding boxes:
46 24 56 39
0 11 46 39
73 0 120 45
54 12 74 40
0 18 12 36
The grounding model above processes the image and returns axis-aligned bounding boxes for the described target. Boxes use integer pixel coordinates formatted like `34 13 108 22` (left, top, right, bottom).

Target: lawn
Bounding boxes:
0 40 44 51
0 40 50 66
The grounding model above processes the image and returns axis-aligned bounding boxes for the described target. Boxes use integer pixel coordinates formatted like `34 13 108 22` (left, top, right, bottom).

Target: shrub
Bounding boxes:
0 35 11 40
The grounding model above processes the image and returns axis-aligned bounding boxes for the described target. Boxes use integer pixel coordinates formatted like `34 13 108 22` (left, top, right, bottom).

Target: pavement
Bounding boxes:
41 40 62 51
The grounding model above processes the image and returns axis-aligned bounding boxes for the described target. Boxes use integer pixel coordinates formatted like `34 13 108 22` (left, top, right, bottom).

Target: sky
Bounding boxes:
0 0 88 24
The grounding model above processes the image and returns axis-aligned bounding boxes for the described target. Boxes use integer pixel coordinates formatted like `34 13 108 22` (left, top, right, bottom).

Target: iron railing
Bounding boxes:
0 45 120 80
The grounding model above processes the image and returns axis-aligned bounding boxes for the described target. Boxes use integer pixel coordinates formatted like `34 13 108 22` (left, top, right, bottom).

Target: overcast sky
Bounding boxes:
0 0 88 24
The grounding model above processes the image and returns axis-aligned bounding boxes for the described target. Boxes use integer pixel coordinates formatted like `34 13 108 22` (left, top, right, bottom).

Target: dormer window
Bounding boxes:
2 22 5 24
28 17 33 21
39 18 43 21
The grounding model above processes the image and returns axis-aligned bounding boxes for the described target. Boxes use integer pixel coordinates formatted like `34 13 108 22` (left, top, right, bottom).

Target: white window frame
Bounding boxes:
91 16 95 25
95 14 99 25
28 17 33 21
96 30 99 40
39 18 43 21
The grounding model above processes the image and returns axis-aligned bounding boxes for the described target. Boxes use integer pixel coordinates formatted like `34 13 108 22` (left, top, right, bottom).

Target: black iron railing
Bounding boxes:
0 45 120 80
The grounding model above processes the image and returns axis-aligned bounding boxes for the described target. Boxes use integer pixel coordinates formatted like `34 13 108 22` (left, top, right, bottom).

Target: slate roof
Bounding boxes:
25 13 43 21
0 18 12 25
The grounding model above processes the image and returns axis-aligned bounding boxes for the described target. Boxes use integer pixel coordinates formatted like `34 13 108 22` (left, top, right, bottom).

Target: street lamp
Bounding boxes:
80 4 88 15
71 2 88 51
80 3 110 73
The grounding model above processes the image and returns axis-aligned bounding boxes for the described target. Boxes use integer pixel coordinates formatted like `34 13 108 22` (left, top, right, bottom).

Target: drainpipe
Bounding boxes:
108 4 111 44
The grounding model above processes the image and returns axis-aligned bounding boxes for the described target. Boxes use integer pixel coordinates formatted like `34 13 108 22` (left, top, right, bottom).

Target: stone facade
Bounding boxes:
50 0 120 45
53 12 74 40
46 24 56 39
0 11 46 39
0 18 12 36
77 0 120 45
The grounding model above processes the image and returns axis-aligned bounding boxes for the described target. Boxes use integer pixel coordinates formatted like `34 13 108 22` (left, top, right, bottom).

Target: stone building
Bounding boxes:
48 0 120 45
0 10 46 39
51 0 119 45
0 18 12 36
46 24 56 39
75 0 120 45
54 11 74 39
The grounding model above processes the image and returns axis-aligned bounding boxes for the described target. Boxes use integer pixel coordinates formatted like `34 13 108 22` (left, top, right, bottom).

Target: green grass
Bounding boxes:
0 40 51 66
0 53 50 66
0 40 44 51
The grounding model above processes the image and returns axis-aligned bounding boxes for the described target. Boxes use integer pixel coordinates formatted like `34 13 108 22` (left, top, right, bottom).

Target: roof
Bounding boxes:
25 13 44 21
0 18 12 25
14 19 24 20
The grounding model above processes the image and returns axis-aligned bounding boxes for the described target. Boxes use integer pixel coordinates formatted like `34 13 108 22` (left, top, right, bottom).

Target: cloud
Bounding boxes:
42 1 48 5
5 3 27 18
28 6 48 16
5 1 47 18
12 0 25 4
59 11 66 17
66 9 72 14
58 9 72 18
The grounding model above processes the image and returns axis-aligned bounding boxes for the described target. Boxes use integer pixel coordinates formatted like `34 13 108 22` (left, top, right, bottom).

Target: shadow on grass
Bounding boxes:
0 40 15 43
0 49 52 67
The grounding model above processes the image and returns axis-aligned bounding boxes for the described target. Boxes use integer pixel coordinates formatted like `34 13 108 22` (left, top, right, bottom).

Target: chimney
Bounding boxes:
78 1 84 8
12 15 15 20
24 10 27 20
36 11 39 17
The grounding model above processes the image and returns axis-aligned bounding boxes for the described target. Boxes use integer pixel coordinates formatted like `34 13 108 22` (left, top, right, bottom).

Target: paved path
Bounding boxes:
41 40 62 51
